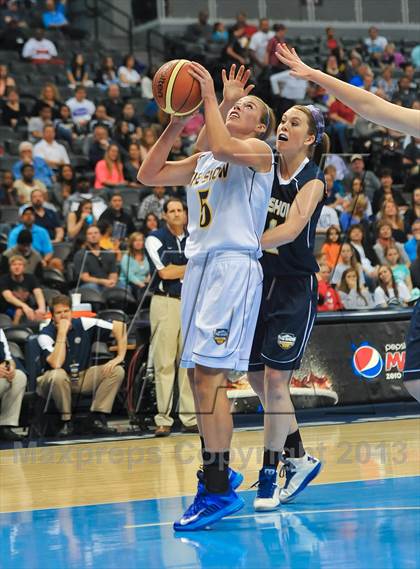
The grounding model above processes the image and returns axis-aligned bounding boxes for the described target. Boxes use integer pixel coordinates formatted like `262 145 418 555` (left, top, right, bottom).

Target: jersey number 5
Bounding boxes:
198 188 212 228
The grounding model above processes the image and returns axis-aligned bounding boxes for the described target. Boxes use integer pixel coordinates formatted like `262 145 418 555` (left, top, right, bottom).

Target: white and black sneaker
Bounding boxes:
279 455 322 504
252 468 280 511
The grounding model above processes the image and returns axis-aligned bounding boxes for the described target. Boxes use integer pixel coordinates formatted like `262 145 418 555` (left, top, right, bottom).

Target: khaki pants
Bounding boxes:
0 370 27 426
150 294 196 428
36 364 124 421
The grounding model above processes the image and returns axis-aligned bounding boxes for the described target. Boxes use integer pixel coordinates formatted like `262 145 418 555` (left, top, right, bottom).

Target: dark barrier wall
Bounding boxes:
289 309 412 409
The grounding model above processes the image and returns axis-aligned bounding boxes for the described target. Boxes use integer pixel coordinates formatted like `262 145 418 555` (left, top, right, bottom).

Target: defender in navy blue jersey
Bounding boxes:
248 105 329 511
276 44 420 405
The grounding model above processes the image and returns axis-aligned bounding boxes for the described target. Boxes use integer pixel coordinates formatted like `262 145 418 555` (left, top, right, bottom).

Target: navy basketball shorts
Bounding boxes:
403 299 420 382
249 274 318 372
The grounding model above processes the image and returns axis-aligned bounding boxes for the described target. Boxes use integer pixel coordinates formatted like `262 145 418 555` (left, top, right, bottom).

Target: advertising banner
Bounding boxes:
228 313 412 410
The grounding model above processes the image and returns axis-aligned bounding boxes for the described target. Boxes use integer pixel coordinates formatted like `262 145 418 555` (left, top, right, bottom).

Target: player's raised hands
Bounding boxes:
188 62 217 100
275 43 314 81
222 64 255 105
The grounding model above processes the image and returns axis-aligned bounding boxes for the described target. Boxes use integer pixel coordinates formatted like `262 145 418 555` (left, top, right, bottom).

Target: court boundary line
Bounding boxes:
123 505 420 529
0 474 419 516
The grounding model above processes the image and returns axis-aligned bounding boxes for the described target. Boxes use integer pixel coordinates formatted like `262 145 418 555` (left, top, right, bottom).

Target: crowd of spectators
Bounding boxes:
0 4 418 438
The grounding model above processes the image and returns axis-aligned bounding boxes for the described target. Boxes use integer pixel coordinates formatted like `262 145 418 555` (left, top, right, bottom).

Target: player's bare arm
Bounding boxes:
189 62 272 172
137 117 200 187
261 179 325 249
276 43 420 138
195 64 255 152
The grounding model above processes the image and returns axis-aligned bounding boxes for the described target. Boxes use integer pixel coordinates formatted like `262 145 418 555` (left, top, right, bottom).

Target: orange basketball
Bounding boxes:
152 59 202 116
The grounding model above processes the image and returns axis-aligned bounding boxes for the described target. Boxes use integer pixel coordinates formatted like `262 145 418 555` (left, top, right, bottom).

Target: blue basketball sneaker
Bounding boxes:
196 467 243 494
252 467 280 511
279 454 322 503
173 487 244 531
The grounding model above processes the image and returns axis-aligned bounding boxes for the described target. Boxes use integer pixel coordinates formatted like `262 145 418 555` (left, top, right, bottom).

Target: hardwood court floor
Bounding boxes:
1 418 419 513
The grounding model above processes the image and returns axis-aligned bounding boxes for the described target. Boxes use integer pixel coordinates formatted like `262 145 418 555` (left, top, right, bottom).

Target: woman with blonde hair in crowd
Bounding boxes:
330 241 365 288
32 82 62 119
0 64 16 98
340 194 371 233
338 267 373 309
94 143 126 189
119 231 150 299
378 199 406 242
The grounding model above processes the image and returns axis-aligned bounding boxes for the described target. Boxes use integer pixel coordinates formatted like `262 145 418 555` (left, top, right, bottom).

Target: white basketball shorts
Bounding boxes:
180 250 263 371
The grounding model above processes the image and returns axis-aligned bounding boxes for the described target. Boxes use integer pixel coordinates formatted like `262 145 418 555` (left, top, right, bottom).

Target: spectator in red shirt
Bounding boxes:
265 24 288 70
328 98 356 153
317 264 344 312
325 27 340 51
230 11 257 39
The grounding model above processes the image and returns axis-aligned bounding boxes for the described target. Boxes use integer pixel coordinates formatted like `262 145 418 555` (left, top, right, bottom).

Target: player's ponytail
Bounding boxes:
313 132 330 166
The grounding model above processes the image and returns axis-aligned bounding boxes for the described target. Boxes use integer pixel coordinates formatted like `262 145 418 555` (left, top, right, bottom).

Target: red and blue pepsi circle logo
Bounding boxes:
352 344 383 380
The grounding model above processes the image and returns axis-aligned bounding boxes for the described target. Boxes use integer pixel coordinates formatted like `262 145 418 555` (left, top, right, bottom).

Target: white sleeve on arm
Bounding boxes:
38 334 55 353
22 40 33 58
81 317 113 331
145 235 165 270
374 288 386 306
0 329 12 361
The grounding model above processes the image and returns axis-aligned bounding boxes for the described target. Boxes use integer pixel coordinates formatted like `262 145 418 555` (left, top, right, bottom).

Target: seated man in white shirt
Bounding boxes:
316 205 340 234
22 28 58 61
66 85 96 130
0 328 27 442
33 124 70 171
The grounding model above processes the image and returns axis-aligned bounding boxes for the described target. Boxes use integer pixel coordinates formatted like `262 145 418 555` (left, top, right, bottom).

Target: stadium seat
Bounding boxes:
91 341 113 364
102 287 138 313
42 287 61 307
96 309 130 323
42 269 68 293
0 206 19 225
0 314 13 328
78 288 106 312
53 242 73 262
4 140 22 156
0 127 21 140
8 341 25 363
3 326 33 349
117 188 141 207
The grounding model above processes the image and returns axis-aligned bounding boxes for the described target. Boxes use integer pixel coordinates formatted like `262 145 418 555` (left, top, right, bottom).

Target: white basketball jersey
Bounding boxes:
185 151 274 259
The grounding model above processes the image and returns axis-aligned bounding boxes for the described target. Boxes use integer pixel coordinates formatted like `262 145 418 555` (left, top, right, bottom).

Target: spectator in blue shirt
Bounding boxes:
8 206 55 266
42 0 86 39
42 0 68 29
12 142 53 189
405 220 420 262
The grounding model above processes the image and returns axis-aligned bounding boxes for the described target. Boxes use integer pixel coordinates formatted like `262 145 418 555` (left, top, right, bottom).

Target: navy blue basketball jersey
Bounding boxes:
261 157 326 277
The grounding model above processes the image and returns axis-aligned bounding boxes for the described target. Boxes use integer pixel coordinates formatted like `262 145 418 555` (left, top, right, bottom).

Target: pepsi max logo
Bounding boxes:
352 344 384 380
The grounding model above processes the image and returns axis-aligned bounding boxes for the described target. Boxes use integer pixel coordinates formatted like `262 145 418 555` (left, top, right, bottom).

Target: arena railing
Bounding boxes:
84 0 133 52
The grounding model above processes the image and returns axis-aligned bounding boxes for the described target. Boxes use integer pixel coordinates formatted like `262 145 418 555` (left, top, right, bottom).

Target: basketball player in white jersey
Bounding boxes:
276 43 420 404
138 61 275 530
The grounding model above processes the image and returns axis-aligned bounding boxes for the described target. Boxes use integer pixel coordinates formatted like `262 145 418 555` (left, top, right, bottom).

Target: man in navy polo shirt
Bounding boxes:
145 198 196 436
30 189 64 243
36 294 126 436
0 328 27 441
